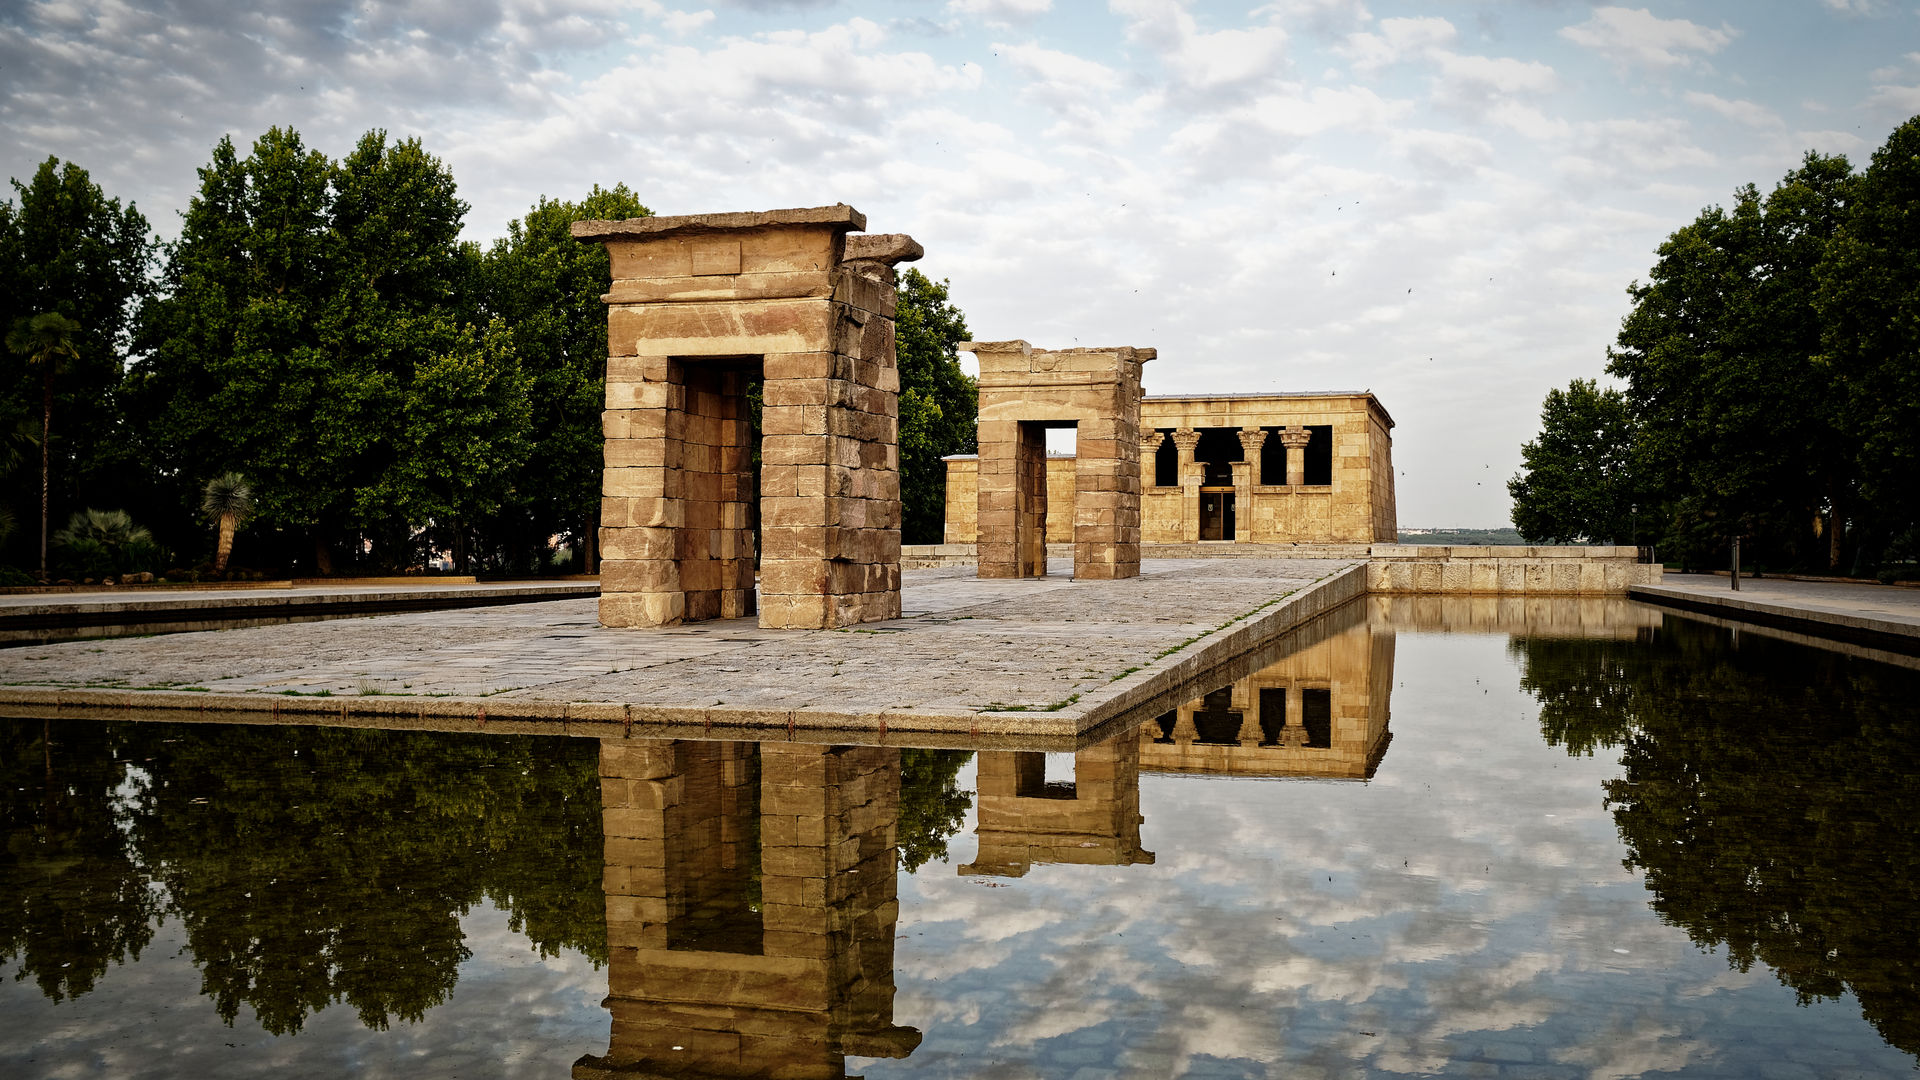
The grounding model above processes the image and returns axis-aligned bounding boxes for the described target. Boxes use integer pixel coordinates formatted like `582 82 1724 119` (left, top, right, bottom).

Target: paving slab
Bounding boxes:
1630 574 1920 655
0 558 1366 738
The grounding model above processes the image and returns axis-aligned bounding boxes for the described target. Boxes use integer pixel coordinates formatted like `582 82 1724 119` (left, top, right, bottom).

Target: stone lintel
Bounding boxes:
572 204 867 242
845 233 924 265
962 341 1154 362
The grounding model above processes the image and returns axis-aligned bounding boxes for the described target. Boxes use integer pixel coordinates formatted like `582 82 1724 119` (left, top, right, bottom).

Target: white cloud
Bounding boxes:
1819 0 1885 13
1111 0 1291 94
1868 82 1920 110
1339 16 1457 73
1559 7 1736 71
1683 90 1781 127
948 0 1052 24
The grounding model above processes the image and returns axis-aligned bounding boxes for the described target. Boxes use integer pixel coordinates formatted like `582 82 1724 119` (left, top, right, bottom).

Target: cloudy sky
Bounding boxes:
4 0 1917 526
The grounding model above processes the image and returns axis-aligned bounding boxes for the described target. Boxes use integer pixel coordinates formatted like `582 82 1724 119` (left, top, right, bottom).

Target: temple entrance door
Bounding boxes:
1199 490 1234 541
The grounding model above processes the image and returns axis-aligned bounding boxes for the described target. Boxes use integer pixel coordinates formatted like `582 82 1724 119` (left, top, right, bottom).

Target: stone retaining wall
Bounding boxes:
902 542 1659 594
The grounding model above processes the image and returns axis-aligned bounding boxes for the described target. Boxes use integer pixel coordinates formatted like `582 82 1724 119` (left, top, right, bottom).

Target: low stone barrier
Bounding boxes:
1367 545 1659 595
902 542 1659 594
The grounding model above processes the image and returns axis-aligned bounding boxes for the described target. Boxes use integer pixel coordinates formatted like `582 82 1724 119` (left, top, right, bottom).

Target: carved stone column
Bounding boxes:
1139 429 1165 490
1235 428 1267 542
1171 428 1201 542
1280 686 1308 747
1278 426 1313 487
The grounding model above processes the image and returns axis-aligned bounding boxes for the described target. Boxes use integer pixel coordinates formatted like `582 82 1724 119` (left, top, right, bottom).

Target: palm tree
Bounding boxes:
5 313 83 581
200 472 254 574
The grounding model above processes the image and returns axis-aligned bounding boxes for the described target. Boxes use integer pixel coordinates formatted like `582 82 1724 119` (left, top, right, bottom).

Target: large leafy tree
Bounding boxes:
1603 153 1855 568
894 269 975 544
360 319 533 572
0 159 152 571
473 185 650 572
1816 115 1920 566
134 129 483 573
1508 378 1639 544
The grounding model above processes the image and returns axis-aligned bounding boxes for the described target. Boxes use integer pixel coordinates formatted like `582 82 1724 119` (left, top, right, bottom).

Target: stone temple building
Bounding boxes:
944 390 1397 546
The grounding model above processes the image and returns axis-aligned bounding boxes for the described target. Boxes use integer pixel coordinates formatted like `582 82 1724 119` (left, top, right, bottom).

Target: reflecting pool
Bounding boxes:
2 597 1916 1078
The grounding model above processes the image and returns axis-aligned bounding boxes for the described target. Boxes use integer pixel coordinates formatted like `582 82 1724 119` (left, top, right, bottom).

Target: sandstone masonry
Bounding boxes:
574 206 918 629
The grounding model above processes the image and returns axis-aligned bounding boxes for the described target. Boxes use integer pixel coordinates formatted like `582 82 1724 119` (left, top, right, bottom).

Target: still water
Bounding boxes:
1 598 1915 1078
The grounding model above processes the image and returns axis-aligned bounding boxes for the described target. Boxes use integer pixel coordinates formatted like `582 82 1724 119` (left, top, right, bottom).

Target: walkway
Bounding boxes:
0 558 1366 739
0 579 600 642
1630 573 1920 654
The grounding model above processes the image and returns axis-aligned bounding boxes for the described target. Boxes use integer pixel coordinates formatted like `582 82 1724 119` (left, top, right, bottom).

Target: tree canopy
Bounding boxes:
1512 117 1920 576
894 268 976 544
3 128 981 578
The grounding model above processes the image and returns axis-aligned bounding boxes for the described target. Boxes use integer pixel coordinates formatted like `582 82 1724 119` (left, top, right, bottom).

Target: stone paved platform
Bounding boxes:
0 558 1365 738
0 578 600 643
1630 574 1920 656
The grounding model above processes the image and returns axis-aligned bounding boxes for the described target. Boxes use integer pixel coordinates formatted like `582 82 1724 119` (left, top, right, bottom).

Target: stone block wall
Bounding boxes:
1138 392 1397 545
1137 605 1393 780
959 737 1152 877
576 206 911 630
966 341 1150 580
1366 545 1662 595
581 738 918 1079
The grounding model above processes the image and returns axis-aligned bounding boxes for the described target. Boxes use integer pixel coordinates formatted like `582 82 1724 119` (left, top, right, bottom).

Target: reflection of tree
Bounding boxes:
0 719 159 1002
1514 622 1920 1055
0 718 606 1036
896 749 972 872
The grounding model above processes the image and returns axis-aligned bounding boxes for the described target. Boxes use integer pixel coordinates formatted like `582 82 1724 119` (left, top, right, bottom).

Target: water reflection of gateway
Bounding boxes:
575 740 919 1080
960 738 1154 878
1139 609 1394 781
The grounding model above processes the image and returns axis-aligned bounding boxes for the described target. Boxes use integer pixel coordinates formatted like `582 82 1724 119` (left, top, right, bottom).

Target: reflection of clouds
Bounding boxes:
877 631 1915 1077
0 902 605 1079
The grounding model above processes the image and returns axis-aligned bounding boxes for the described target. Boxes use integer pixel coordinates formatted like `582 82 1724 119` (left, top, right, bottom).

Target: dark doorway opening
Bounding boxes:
1302 687 1332 748
1012 750 1078 799
1193 686 1243 744
1303 425 1334 486
1258 687 1287 745
667 743 763 955
1199 492 1235 541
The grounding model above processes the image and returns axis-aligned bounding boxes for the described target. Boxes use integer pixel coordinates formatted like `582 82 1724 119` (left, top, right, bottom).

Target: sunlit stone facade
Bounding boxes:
945 391 1397 546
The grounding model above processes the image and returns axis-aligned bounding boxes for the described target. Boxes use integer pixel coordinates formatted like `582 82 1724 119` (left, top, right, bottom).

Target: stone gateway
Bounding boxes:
573 205 919 630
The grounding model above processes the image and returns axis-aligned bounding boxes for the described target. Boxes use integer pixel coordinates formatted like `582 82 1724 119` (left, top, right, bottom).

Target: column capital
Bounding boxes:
1170 427 1201 452
1140 429 1167 453
1276 425 1313 450
1237 427 1268 453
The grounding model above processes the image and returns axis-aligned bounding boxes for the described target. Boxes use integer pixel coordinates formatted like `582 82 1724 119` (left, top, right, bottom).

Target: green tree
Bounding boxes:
134 129 474 573
361 320 533 573
1815 115 1920 568
5 312 82 576
0 159 152 574
897 749 973 871
474 185 651 572
1605 154 1856 569
199 472 254 574
1508 378 1639 544
894 269 975 544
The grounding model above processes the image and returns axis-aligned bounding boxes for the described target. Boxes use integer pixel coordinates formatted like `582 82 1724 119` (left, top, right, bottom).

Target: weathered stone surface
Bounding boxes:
579 205 904 630
844 233 924 265
572 204 866 241
966 340 1150 582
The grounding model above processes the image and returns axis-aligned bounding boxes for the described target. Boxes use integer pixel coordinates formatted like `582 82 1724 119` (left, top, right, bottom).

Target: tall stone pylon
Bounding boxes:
964 340 1152 581
573 206 920 629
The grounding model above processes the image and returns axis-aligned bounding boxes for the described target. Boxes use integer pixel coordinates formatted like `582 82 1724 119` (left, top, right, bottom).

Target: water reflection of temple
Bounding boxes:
1139 607 1394 781
960 738 1154 877
574 740 919 1080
